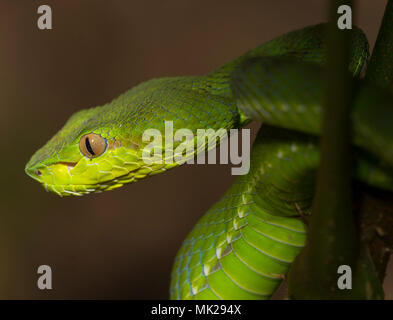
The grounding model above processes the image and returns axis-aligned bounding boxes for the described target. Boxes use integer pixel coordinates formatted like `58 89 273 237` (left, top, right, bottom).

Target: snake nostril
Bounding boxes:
35 169 42 176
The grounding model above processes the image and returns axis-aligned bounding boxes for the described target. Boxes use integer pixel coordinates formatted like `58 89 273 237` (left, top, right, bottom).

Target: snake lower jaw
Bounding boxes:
25 159 168 196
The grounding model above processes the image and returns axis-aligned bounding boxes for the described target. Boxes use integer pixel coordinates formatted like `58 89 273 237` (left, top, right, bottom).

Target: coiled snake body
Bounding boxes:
26 24 393 299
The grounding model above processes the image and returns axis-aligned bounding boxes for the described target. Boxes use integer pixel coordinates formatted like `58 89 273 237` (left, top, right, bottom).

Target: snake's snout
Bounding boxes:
24 164 43 183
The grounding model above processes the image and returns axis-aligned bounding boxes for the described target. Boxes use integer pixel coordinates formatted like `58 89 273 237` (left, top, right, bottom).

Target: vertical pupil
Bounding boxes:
85 137 95 155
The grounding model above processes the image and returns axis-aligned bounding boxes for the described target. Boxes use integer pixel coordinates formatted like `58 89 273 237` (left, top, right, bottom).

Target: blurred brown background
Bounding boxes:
0 0 392 299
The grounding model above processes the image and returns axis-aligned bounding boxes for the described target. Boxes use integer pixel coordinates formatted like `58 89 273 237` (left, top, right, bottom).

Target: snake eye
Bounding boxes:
79 133 107 158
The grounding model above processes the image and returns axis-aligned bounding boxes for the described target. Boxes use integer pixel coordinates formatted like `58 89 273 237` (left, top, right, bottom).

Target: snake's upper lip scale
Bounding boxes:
56 161 77 170
25 161 77 183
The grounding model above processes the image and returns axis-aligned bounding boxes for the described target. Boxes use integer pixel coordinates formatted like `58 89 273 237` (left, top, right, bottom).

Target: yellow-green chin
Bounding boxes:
25 158 177 197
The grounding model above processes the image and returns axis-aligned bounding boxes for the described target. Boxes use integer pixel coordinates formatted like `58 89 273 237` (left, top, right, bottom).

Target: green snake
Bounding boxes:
25 24 393 299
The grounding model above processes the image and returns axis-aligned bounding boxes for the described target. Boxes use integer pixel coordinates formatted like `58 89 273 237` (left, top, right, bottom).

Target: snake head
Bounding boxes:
24 104 157 196
25 77 239 196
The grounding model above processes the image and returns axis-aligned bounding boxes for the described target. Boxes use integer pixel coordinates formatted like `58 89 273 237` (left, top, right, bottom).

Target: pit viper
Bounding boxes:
25 24 393 299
